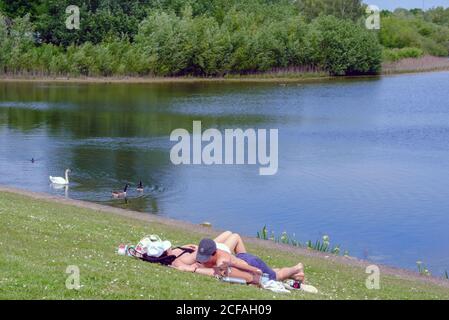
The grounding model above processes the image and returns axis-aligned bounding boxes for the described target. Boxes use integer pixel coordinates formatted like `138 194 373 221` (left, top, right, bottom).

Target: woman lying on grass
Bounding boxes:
133 231 245 269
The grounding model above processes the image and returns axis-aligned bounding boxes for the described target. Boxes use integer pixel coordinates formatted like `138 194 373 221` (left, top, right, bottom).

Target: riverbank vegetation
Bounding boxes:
256 226 348 256
382 55 449 74
0 1 448 79
1 190 449 299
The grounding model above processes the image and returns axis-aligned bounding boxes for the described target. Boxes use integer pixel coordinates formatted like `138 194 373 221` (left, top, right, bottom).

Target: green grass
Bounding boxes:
1 192 449 300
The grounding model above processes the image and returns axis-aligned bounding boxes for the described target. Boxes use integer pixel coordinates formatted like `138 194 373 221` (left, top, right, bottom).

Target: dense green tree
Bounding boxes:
379 14 449 56
11 0 153 46
189 16 232 75
2 0 445 77
297 0 365 21
426 7 449 27
0 13 9 71
135 10 194 76
305 16 382 75
0 13 35 73
0 0 41 19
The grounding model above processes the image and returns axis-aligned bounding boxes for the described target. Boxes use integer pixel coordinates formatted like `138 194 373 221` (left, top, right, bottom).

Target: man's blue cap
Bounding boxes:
196 238 217 263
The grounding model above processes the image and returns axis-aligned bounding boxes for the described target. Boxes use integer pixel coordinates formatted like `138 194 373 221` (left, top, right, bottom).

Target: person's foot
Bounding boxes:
293 263 305 282
293 271 305 282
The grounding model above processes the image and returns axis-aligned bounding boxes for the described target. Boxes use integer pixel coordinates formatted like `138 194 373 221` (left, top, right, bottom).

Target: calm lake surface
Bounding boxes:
1 72 449 273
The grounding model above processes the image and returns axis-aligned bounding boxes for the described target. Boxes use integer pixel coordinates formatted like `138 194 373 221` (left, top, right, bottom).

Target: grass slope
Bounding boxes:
1 191 448 300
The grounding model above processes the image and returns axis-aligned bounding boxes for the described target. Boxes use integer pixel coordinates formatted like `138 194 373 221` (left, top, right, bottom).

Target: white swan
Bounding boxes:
49 169 71 185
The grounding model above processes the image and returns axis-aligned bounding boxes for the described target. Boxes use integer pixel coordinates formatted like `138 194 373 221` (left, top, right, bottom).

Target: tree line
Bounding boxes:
0 0 447 77
380 7 449 61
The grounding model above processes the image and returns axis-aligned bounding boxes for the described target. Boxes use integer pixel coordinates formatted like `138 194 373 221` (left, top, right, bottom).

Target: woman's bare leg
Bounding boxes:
214 231 232 243
224 233 247 254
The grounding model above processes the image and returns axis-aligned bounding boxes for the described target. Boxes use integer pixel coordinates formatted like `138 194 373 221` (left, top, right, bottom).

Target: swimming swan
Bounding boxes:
49 169 71 185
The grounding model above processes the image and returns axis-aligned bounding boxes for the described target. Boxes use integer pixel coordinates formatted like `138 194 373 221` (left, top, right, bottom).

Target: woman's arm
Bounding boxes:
172 260 216 277
171 259 198 272
193 267 216 277
172 263 196 272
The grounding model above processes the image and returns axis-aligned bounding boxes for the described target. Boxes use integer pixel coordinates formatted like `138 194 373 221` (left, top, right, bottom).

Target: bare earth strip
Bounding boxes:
0 74 333 84
382 55 449 74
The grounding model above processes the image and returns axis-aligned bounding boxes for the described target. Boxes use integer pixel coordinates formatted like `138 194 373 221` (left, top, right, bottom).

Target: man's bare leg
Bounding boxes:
273 263 304 281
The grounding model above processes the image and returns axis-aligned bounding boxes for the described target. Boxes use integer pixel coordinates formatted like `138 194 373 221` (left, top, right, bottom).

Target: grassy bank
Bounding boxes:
1 190 449 300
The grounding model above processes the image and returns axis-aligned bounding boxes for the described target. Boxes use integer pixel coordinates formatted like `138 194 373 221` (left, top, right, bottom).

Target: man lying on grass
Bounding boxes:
131 231 305 287
194 238 305 285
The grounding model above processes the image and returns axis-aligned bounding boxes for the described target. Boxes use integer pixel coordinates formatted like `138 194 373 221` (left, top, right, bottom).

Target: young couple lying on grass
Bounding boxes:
133 231 305 286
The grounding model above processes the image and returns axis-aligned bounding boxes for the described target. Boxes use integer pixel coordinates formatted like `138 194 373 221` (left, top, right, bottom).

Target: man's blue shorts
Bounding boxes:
236 253 277 280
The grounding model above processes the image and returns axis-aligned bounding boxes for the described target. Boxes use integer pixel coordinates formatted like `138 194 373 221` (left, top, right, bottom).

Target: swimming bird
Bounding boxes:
49 169 71 185
137 181 144 192
112 184 129 198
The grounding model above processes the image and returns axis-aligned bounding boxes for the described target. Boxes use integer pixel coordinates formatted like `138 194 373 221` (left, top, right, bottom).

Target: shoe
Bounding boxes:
284 280 318 294
300 284 318 294
284 279 302 289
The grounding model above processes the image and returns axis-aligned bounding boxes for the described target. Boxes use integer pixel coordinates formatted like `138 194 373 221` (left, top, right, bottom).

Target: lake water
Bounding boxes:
1 72 449 274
